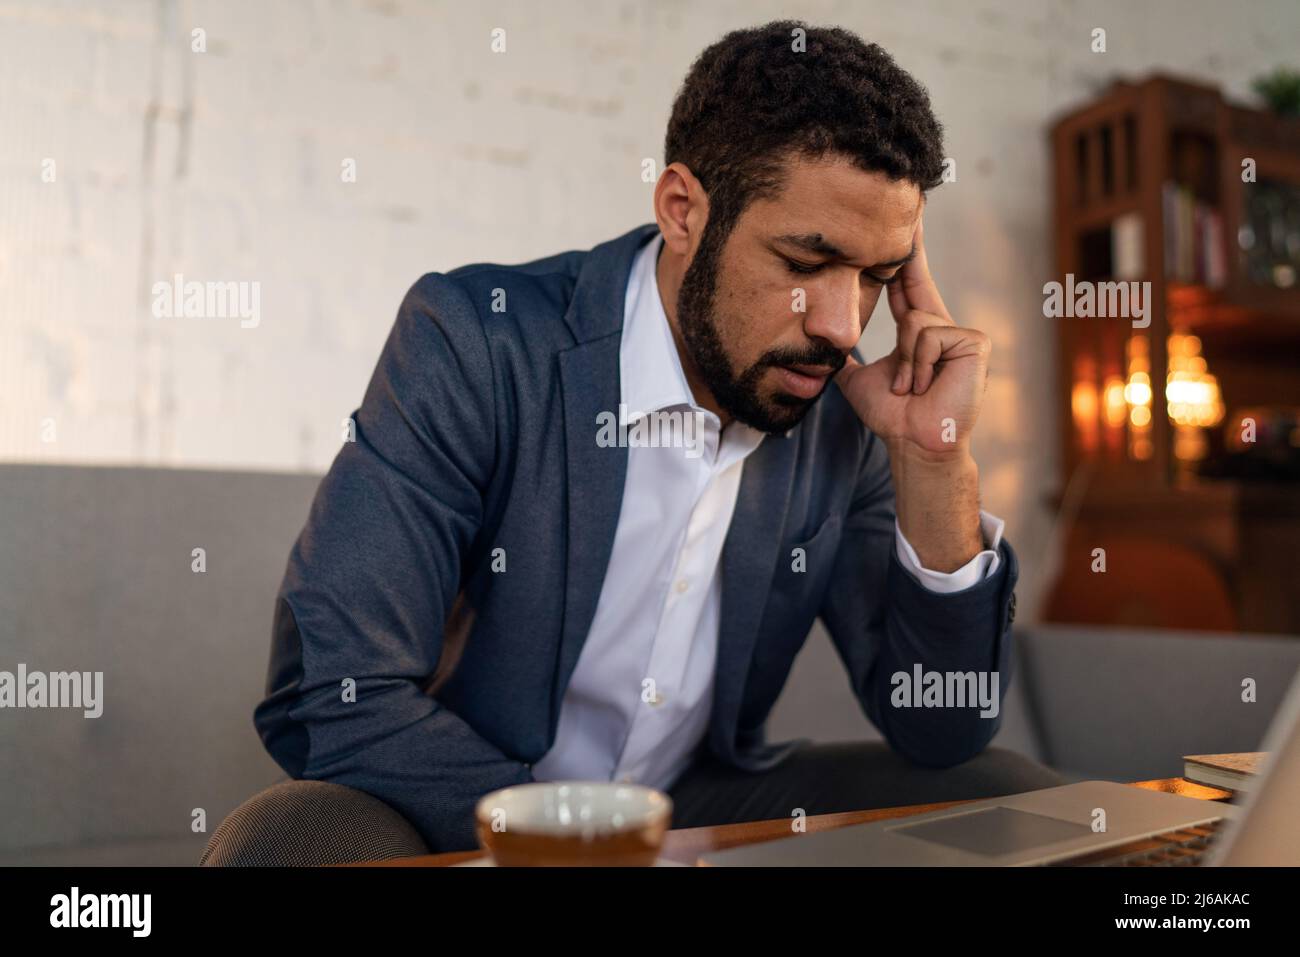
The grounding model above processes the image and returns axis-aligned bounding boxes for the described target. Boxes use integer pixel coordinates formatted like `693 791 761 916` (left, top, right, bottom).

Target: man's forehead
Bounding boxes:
751 161 923 260
776 155 922 206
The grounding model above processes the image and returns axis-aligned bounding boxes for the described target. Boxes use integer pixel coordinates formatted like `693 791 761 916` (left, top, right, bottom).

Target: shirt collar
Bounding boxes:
620 233 697 424
618 232 768 461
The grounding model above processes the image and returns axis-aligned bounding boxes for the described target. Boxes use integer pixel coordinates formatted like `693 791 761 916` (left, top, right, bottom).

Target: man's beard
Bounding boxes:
674 221 847 434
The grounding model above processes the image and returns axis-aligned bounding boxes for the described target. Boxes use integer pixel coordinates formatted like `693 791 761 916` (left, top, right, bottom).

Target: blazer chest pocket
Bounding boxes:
781 512 843 592
755 513 844 666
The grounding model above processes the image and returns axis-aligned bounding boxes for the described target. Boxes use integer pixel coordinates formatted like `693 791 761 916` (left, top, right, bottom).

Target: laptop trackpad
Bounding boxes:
891 806 1092 857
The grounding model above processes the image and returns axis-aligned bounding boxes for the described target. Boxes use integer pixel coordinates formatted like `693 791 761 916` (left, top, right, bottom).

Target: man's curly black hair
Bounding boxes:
664 20 946 241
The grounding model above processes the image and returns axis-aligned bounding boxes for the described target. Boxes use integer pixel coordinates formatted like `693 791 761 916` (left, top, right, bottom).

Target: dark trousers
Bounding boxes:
665 741 1067 830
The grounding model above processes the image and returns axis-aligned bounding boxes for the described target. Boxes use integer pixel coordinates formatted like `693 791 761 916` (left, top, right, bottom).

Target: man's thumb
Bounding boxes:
835 353 863 384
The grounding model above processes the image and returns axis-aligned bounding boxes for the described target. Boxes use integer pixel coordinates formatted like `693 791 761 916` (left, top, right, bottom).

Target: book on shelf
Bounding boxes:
1111 211 1144 279
1162 182 1227 288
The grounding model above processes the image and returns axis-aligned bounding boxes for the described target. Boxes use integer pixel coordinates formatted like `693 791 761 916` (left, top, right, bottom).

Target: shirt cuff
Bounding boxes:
894 510 1005 594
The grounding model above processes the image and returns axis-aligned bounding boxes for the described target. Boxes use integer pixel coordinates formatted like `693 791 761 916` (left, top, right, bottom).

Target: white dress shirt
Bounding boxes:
531 233 1005 791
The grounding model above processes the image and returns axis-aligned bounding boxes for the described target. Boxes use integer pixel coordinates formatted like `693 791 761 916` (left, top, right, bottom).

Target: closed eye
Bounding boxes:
782 257 826 276
782 255 900 286
863 271 902 287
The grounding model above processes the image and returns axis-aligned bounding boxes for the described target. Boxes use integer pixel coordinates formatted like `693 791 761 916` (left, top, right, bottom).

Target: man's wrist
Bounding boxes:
886 438 983 572
884 433 972 466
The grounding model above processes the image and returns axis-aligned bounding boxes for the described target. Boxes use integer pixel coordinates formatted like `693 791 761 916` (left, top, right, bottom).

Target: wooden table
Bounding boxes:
363 777 1233 867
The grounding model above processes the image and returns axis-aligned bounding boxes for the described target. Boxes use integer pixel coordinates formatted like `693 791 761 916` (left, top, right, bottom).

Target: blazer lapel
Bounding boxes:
552 339 627 734
548 223 659 737
710 432 800 760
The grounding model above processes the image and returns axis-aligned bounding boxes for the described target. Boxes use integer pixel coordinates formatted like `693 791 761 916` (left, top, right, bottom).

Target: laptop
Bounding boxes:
699 667 1300 867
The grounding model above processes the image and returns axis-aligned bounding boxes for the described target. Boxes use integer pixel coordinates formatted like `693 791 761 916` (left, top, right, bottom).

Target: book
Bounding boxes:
1111 211 1145 280
1160 182 1226 287
1183 752 1267 792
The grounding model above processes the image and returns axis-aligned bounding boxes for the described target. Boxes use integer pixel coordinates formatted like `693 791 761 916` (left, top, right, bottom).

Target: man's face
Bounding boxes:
676 154 922 433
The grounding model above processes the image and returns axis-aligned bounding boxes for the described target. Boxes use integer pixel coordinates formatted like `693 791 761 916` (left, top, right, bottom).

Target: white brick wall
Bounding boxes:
2 0 1298 618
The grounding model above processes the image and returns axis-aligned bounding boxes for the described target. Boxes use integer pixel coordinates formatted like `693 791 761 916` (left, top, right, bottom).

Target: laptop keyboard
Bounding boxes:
1048 818 1227 866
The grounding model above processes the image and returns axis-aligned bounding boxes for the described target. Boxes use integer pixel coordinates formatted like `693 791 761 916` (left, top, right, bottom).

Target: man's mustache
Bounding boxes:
757 343 849 374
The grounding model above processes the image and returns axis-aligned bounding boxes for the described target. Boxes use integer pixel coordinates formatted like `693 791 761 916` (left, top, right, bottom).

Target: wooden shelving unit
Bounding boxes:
1045 74 1300 635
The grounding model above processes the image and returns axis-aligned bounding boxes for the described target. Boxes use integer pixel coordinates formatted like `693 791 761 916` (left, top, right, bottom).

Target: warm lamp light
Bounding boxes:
1166 333 1225 432
1125 337 1153 460
1102 377 1127 429
1071 379 1100 452
1124 373 1153 408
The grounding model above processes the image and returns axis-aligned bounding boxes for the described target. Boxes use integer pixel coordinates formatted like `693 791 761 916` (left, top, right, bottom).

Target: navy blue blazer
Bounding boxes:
254 223 1020 853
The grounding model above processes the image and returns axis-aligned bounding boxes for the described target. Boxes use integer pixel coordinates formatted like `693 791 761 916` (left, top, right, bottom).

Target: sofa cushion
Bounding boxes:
1017 624 1300 781
0 464 322 863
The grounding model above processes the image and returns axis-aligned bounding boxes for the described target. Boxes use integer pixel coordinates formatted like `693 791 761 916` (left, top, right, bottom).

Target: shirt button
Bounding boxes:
648 691 665 706
675 579 689 594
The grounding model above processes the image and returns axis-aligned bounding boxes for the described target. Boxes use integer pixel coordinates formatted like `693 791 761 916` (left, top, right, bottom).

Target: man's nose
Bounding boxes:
802 281 863 353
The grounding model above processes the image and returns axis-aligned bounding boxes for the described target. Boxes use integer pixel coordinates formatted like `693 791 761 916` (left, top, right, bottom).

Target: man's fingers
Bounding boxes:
892 346 913 396
891 308 925 395
912 325 945 394
899 216 951 321
886 278 910 322
892 308 953 394
911 324 991 395
887 284 914 395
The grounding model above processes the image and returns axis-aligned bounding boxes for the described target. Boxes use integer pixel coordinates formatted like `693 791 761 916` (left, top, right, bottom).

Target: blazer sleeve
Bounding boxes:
253 273 533 853
818 429 1019 767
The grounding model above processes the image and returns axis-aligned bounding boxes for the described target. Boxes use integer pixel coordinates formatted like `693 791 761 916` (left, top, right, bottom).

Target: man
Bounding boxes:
251 20 1061 857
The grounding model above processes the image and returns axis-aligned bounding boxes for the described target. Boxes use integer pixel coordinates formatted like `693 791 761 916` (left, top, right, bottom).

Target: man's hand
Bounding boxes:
833 216 988 573
834 217 990 454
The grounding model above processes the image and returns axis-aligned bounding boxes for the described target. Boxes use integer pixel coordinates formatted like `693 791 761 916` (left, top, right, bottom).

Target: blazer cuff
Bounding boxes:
884 535 1019 658
894 510 1005 594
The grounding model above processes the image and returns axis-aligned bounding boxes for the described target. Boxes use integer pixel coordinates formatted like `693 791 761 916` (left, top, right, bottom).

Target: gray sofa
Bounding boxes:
2 463 1297 866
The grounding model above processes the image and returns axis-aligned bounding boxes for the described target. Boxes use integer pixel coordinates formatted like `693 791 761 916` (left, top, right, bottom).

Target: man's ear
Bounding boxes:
653 161 708 260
